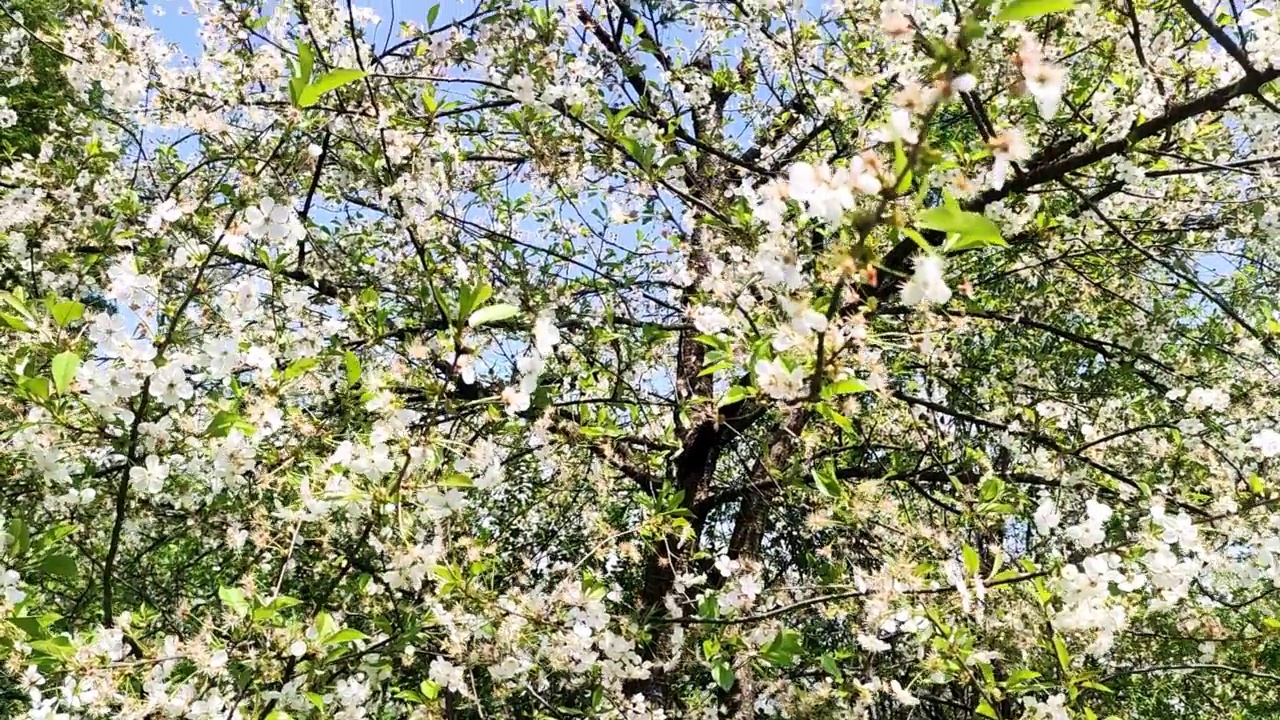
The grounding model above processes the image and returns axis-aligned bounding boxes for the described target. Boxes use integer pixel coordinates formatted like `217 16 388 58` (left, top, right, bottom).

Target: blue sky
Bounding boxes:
147 0 451 56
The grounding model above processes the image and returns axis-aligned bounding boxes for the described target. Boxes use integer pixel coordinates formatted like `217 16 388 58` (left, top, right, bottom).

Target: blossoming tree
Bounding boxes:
4 0 1280 717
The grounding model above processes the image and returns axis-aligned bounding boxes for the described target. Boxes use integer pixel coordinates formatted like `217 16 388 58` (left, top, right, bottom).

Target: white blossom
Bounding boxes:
901 254 952 307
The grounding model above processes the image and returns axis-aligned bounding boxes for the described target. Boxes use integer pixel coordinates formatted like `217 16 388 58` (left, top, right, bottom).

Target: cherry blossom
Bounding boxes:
901 254 953 306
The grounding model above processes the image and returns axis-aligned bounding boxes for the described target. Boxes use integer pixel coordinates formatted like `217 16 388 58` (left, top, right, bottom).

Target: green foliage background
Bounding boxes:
0 0 74 160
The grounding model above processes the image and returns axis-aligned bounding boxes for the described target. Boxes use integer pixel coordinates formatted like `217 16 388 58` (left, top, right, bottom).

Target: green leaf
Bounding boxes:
252 605 280 622
979 475 1005 502
946 234 1009 253
996 0 1077 21
976 700 999 718
1006 668 1042 686
1053 634 1071 671
2 312 32 332
718 385 752 407
50 300 84 327
702 638 720 658
252 594 301 621
699 359 734 377
893 140 913 193
962 544 981 575
343 351 362 387
38 553 77 578
304 692 325 712
314 612 338 639
206 410 254 437
711 659 735 691
698 594 720 620
324 628 369 646
207 410 238 437
21 376 50 401
37 524 76 546
296 41 314 83
427 3 440 27
821 653 843 681
51 351 80 395
218 586 249 616
901 227 931 251
269 594 300 609
9 518 29 556
468 303 520 328
815 402 855 432
9 615 45 638
457 282 492 319
283 357 318 382
442 473 474 488
394 689 425 703
289 42 314 105
760 628 803 666
822 377 870 398
297 69 367 108
0 290 34 322
812 462 842 498
1081 680 1113 693
919 207 1004 248
29 636 74 660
